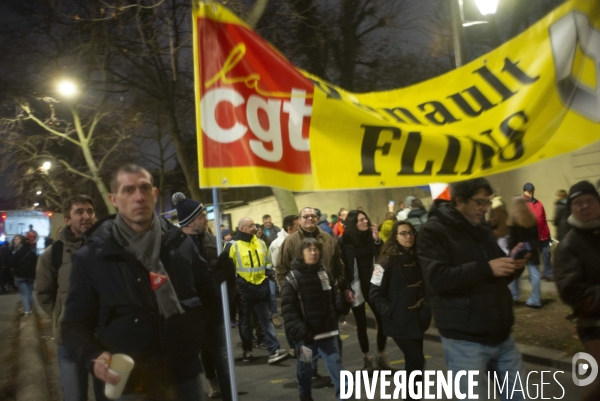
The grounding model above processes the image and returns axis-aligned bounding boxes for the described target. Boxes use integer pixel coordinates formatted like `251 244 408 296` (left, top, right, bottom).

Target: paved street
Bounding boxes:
3 293 583 400
0 293 19 400
221 321 581 401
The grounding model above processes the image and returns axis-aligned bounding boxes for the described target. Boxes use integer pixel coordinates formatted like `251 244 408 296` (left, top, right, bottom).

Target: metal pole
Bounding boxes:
450 0 466 68
212 188 238 401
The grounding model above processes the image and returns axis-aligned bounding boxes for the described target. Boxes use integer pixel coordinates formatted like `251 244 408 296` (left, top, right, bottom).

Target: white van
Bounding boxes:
0 210 51 252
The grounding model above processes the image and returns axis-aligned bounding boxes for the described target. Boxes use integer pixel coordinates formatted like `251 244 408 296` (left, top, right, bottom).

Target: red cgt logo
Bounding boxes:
198 19 313 174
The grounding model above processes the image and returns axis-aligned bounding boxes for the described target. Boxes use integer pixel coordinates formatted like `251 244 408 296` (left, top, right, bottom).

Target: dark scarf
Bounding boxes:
234 231 254 243
300 227 319 238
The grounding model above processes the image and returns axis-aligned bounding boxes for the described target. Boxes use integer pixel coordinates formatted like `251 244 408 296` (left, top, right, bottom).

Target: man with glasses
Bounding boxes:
276 208 345 290
227 217 288 364
555 180 600 401
523 182 553 281
417 178 528 401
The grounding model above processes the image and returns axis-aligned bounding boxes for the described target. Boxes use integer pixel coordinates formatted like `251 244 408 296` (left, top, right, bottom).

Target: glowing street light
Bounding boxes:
474 0 499 16
41 161 52 172
36 190 42 195
33 203 40 207
57 79 79 98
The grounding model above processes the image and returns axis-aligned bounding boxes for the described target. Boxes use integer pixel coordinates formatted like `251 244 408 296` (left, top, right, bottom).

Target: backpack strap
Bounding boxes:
51 240 63 279
286 270 305 317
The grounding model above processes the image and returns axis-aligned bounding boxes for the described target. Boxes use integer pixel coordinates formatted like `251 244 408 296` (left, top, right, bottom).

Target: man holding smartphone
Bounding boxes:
417 178 529 401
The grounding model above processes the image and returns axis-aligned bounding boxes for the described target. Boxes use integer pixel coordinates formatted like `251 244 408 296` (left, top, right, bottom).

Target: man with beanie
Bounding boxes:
227 217 288 363
173 192 233 399
554 181 600 401
62 164 232 400
523 182 553 281
35 195 96 401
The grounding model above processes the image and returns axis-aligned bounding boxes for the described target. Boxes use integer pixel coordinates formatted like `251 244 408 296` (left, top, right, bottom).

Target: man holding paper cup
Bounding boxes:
62 164 234 400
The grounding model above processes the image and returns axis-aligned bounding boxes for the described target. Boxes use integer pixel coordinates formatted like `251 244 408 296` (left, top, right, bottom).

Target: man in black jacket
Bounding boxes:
417 178 528 401
62 164 231 400
554 181 600 401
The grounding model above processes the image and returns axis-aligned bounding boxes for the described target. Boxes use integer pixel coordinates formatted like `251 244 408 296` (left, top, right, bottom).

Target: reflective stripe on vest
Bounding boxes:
230 239 269 283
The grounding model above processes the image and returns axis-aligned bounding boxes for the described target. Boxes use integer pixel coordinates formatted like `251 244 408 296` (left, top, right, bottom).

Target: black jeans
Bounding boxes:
393 338 424 401
351 300 387 354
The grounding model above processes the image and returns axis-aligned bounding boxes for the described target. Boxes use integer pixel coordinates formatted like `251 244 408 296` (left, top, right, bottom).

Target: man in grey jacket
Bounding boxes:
35 195 96 401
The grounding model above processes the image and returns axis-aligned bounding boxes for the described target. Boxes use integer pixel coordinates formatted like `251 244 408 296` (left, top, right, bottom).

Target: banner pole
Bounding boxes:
212 188 238 401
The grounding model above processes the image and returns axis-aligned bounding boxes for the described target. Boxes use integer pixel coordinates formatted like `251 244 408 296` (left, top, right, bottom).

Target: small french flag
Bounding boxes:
429 183 451 201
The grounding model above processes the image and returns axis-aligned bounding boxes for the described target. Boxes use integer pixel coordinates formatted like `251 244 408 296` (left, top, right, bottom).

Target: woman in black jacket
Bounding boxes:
370 220 431 401
281 237 345 401
506 196 541 308
339 210 387 371
9 235 37 316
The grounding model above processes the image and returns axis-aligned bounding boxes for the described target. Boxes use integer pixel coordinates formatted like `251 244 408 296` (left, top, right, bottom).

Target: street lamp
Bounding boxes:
474 0 499 16
36 190 42 195
450 0 499 67
33 203 39 207
57 79 79 99
41 161 52 172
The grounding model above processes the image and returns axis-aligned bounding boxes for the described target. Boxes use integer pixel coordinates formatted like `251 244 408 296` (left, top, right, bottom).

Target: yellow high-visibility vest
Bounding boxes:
228 237 271 285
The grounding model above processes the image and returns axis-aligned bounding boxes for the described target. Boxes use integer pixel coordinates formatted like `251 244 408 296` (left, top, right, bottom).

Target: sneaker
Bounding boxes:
288 348 296 358
268 349 289 364
311 371 321 381
242 352 253 362
271 313 283 328
255 341 268 350
208 378 220 398
377 354 393 370
362 356 374 373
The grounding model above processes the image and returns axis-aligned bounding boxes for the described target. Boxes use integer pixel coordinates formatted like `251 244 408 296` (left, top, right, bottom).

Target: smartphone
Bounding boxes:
512 242 532 260
389 200 395 206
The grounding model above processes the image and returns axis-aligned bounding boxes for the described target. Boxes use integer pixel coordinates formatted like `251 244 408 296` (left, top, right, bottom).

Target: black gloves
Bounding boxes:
266 268 275 281
212 251 236 284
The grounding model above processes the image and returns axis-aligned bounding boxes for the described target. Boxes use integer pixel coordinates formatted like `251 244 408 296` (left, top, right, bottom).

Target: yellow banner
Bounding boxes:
193 0 600 191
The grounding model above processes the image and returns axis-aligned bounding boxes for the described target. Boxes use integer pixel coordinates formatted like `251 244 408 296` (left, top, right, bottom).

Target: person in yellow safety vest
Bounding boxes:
226 217 289 364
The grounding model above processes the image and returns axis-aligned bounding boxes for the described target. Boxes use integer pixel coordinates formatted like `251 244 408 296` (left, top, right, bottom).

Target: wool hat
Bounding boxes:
568 180 600 208
221 228 233 239
172 192 205 227
523 182 535 191
405 196 416 208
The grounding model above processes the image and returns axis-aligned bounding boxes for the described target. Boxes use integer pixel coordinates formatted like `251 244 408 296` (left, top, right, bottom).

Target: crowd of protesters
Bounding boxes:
1 165 599 401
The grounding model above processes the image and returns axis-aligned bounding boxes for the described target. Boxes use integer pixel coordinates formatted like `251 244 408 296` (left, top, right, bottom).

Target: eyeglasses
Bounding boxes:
302 214 317 220
468 198 493 207
397 230 415 237
572 198 599 210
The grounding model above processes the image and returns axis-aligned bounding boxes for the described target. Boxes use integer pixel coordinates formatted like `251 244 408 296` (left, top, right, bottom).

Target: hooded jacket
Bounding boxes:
525 197 551 241
554 215 600 327
35 227 85 343
417 202 521 345
61 215 217 395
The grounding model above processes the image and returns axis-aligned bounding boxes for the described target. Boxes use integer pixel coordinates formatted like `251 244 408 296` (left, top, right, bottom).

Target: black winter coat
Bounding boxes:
554 200 571 241
507 225 539 265
417 202 522 345
61 216 218 397
10 243 37 279
370 249 431 339
281 259 339 343
339 234 382 297
554 219 600 325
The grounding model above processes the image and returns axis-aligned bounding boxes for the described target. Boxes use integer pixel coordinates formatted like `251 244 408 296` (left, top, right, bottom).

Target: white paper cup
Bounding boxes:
104 354 135 399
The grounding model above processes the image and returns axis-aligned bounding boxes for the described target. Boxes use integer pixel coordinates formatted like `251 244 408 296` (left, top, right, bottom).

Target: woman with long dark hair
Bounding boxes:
370 220 431 400
339 210 387 371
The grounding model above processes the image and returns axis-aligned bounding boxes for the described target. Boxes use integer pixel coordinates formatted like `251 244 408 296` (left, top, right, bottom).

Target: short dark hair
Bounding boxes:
262 214 271 221
411 198 424 209
62 195 95 218
110 163 153 193
297 237 323 262
282 215 298 232
450 178 493 205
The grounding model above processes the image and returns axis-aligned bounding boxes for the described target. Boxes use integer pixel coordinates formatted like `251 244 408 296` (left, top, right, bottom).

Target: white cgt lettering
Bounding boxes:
201 87 312 163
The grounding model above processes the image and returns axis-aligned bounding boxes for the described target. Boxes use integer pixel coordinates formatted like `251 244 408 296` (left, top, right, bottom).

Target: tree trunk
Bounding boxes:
271 187 299 217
